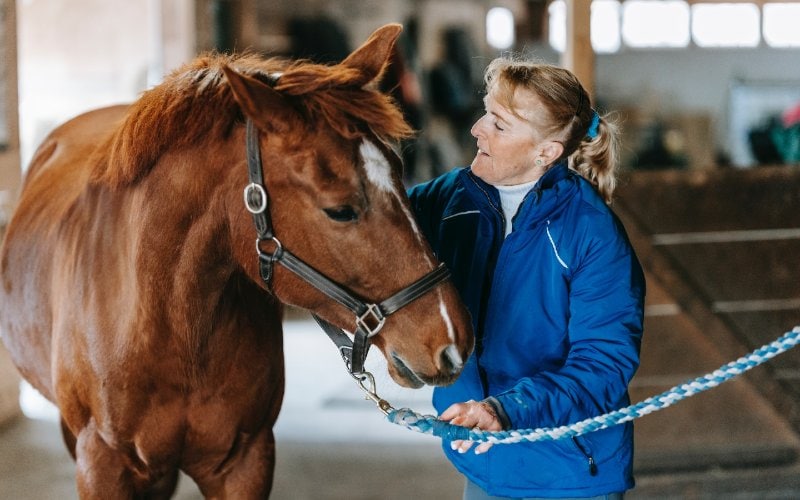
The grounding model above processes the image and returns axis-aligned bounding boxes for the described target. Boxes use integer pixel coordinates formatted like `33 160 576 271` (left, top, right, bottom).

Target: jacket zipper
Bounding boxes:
466 172 506 234
571 437 598 476
510 186 541 229
465 172 505 397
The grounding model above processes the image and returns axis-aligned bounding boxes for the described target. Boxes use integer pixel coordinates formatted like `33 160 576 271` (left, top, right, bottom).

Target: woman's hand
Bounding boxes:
439 400 503 454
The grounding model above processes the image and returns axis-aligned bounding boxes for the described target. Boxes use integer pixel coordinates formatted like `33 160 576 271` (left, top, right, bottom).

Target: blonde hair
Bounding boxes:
484 57 620 203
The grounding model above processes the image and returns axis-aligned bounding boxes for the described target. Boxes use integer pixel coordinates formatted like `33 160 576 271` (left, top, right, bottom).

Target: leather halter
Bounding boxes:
242 118 451 376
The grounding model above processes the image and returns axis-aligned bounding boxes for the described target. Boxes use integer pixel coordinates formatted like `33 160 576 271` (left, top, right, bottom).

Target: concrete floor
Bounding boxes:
0 317 463 499
0 417 464 499
2 317 800 499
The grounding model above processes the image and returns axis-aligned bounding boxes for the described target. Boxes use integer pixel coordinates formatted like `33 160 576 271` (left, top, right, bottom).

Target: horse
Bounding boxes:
0 24 473 498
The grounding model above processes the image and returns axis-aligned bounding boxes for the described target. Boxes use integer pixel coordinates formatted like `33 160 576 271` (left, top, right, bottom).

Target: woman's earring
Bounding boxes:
535 158 544 167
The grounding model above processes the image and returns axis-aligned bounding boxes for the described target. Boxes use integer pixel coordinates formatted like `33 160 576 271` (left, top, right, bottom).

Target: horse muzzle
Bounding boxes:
388 341 466 389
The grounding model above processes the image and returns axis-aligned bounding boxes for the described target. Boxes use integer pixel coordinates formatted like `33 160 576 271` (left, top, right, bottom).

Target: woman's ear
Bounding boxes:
539 141 565 165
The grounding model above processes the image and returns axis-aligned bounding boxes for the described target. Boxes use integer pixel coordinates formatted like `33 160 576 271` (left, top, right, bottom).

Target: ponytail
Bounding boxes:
570 111 621 203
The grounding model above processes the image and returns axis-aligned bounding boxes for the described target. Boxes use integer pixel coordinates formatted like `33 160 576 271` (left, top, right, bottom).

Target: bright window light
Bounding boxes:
763 3 800 47
592 0 622 53
622 0 690 48
486 7 515 50
548 0 621 54
548 0 567 52
692 3 759 47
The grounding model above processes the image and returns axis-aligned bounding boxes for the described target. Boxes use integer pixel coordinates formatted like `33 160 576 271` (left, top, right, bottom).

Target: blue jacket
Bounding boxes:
408 163 645 498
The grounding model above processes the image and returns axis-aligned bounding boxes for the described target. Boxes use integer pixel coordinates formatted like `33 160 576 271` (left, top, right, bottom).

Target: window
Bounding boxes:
592 0 622 53
692 3 759 48
486 7 515 50
549 0 793 52
622 0 690 48
548 0 621 54
763 3 800 47
548 0 567 53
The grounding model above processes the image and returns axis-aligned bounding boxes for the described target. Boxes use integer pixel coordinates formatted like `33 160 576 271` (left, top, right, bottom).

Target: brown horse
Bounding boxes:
0 24 472 498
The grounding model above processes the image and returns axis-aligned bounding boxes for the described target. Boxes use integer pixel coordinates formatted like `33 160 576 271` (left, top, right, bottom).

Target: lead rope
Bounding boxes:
382 326 800 444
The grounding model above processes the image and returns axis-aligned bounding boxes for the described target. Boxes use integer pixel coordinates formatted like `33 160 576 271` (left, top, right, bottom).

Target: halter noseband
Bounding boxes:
243 118 451 376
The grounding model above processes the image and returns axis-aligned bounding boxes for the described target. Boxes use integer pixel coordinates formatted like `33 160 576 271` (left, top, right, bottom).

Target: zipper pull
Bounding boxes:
588 456 598 476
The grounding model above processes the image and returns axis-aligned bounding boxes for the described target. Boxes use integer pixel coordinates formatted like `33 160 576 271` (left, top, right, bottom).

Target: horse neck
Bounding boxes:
130 136 275 350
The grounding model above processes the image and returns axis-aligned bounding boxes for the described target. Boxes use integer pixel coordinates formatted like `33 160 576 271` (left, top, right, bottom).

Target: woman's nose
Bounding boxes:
470 115 485 138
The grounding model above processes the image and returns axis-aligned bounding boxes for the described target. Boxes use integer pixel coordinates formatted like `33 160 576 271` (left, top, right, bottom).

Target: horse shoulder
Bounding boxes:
0 105 130 398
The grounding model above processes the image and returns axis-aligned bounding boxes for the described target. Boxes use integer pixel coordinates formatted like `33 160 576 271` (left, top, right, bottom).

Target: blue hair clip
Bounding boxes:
586 111 601 140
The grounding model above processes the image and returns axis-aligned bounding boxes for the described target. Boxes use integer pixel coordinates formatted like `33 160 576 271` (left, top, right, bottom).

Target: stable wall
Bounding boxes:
596 46 800 167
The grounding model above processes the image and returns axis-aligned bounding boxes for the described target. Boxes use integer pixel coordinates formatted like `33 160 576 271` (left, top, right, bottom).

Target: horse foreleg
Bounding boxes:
74 422 141 499
60 417 77 460
194 426 277 499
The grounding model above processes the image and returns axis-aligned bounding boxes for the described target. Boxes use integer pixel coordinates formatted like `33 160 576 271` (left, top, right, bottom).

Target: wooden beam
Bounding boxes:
560 0 594 99
1 0 21 195
0 0 22 426
229 0 259 51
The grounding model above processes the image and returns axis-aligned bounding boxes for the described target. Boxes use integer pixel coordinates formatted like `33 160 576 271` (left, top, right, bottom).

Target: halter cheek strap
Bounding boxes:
244 119 276 283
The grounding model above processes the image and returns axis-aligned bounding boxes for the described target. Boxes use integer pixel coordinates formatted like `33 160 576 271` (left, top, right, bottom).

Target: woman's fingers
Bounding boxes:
440 400 502 454
450 439 475 454
474 442 494 455
439 400 473 422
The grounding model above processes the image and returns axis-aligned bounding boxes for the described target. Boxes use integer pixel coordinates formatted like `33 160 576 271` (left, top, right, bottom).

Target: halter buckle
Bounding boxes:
356 304 386 338
244 183 268 214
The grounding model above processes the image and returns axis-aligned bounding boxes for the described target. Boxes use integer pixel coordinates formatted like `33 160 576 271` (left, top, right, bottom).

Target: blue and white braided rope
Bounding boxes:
386 326 800 445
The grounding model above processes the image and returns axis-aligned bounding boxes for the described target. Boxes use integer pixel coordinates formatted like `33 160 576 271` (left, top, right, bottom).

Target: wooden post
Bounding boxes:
237 0 259 50
0 0 22 427
561 0 594 99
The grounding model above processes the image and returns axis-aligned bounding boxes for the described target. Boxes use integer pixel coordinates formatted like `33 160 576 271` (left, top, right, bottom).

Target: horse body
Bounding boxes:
4 103 286 495
1 24 472 498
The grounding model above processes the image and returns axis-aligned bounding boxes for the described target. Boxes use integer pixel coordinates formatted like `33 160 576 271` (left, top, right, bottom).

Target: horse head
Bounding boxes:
223 25 473 388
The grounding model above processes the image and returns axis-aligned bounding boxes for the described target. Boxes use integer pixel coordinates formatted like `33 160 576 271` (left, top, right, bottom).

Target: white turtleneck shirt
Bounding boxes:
494 180 538 237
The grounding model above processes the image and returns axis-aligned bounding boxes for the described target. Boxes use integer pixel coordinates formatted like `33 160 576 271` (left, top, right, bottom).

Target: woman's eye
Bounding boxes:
323 206 358 223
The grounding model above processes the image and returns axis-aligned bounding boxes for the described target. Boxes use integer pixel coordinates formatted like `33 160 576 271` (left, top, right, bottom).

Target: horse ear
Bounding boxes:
223 65 297 133
339 23 402 86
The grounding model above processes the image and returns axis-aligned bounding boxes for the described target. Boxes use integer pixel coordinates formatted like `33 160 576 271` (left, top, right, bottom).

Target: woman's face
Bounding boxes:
469 90 548 186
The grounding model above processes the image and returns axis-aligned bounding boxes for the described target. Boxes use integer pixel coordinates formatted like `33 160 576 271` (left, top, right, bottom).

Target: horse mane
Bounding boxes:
90 52 413 188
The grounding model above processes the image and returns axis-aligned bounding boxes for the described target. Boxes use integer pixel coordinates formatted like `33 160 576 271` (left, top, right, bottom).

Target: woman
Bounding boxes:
409 57 645 499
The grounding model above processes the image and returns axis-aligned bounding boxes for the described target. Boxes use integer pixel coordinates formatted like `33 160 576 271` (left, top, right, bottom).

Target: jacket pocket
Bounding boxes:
571 436 598 477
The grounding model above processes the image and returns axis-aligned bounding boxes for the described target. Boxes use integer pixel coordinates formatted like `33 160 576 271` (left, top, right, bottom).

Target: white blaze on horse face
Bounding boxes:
359 140 427 249
360 139 428 259
439 295 456 342
359 140 456 342
360 140 394 193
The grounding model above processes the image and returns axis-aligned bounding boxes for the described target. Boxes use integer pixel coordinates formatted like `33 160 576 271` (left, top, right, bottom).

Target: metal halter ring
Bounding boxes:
243 183 268 214
256 236 283 260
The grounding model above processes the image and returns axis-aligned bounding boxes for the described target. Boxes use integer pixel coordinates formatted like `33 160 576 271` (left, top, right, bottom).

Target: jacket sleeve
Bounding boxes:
407 182 436 247
492 216 645 430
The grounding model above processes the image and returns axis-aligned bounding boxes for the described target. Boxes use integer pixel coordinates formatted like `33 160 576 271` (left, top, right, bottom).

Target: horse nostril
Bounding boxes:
437 343 463 375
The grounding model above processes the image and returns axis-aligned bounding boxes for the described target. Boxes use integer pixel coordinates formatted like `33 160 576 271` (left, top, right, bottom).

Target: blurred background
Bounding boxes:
1 1 800 498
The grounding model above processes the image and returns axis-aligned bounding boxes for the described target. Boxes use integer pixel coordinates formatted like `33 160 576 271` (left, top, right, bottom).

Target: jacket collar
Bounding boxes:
533 160 570 192
458 160 575 227
461 160 570 202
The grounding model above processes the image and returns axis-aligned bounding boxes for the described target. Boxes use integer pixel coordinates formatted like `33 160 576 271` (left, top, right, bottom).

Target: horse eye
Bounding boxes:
323 206 358 223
